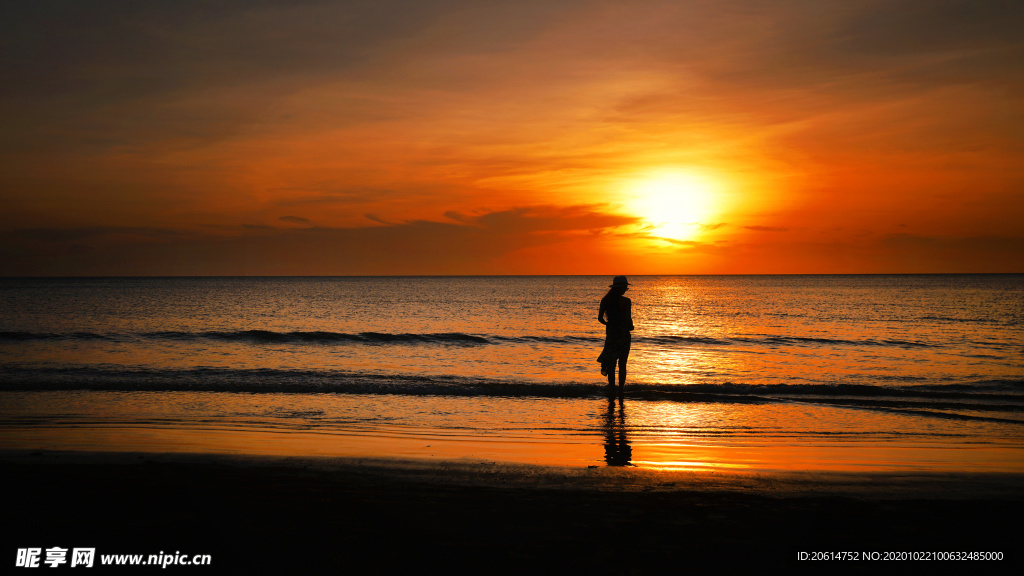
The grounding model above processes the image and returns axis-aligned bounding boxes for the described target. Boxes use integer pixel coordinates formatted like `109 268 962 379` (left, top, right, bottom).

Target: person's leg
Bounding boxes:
618 344 630 387
607 362 616 387
617 337 631 388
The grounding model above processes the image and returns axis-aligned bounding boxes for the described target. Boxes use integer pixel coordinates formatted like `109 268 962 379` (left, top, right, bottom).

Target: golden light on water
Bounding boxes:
622 169 727 242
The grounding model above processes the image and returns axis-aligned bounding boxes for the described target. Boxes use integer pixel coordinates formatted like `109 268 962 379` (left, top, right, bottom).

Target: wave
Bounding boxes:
0 331 113 341
0 330 500 345
2 366 1022 421
0 329 940 349
918 315 1016 326
644 334 936 349
147 330 494 345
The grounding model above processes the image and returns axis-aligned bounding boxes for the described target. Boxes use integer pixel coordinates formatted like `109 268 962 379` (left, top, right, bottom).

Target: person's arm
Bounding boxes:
598 301 607 325
626 299 634 331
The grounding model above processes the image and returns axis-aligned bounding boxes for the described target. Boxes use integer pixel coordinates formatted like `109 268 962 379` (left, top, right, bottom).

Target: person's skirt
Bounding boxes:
597 331 631 376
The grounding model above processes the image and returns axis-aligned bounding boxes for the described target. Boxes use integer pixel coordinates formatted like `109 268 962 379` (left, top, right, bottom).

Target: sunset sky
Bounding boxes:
2 0 1022 275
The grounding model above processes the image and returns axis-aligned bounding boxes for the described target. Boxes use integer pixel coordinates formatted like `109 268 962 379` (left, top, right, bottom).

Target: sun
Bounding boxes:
625 170 722 241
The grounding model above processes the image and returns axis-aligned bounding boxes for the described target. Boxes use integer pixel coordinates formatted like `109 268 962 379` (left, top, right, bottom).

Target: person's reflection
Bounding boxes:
603 394 632 466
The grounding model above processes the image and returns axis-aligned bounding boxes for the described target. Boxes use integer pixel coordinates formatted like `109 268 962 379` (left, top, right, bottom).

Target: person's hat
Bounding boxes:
610 275 630 287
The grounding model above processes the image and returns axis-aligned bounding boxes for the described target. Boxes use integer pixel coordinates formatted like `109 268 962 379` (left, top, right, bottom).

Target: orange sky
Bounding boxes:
2 0 1022 275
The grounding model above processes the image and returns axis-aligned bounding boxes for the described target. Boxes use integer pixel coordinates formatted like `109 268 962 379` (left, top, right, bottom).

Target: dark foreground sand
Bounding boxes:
4 450 1021 573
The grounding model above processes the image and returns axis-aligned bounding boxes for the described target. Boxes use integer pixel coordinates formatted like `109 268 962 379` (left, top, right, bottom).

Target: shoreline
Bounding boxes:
5 420 1023 474
4 450 1022 572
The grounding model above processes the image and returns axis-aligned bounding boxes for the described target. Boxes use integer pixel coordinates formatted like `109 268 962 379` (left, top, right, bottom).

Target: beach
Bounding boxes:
4 0 1023 569
3 276 1021 571
5 449 1021 573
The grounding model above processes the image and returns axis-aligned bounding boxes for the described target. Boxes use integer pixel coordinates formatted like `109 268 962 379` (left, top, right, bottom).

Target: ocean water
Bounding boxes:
1 275 1022 470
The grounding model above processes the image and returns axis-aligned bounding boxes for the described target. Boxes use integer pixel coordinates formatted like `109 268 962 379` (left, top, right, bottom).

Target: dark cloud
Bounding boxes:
605 0 1024 129
0 204 636 275
725 0 1023 93
279 216 312 225
733 233 1024 274
0 0 575 153
820 0 1024 95
836 0 1022 56
364 214 395 225
0 0 459 100
11 226 184 242
443 211 472 224
875 232 1023 273
744 225 788 232
878 233 1024 271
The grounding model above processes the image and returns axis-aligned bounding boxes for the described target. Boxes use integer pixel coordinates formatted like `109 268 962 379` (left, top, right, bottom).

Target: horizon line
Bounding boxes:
3 272 1022 280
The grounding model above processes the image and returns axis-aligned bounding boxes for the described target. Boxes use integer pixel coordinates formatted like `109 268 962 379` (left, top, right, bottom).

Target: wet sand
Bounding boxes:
7 422 1024 473
4 450 1021 573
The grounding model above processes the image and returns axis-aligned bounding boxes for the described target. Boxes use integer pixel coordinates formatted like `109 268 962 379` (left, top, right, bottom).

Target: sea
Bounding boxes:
2 275 1022 471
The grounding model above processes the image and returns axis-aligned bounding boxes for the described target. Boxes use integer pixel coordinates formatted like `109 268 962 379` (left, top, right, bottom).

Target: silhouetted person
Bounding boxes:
597 275 634 390
603 394 632 466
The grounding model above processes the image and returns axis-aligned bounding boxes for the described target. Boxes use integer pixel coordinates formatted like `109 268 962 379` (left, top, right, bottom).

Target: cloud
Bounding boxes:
2 1 1021 275
0 204 637 275
878 233 1024 270
833 0 1024 90
272 187 406 207
364 214 395 225
716 233 1024 274
0 0 579 154
865 233 1024 272
465 205 637 234
11 226 185 242
697 0 1024 94
443 211 472 224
